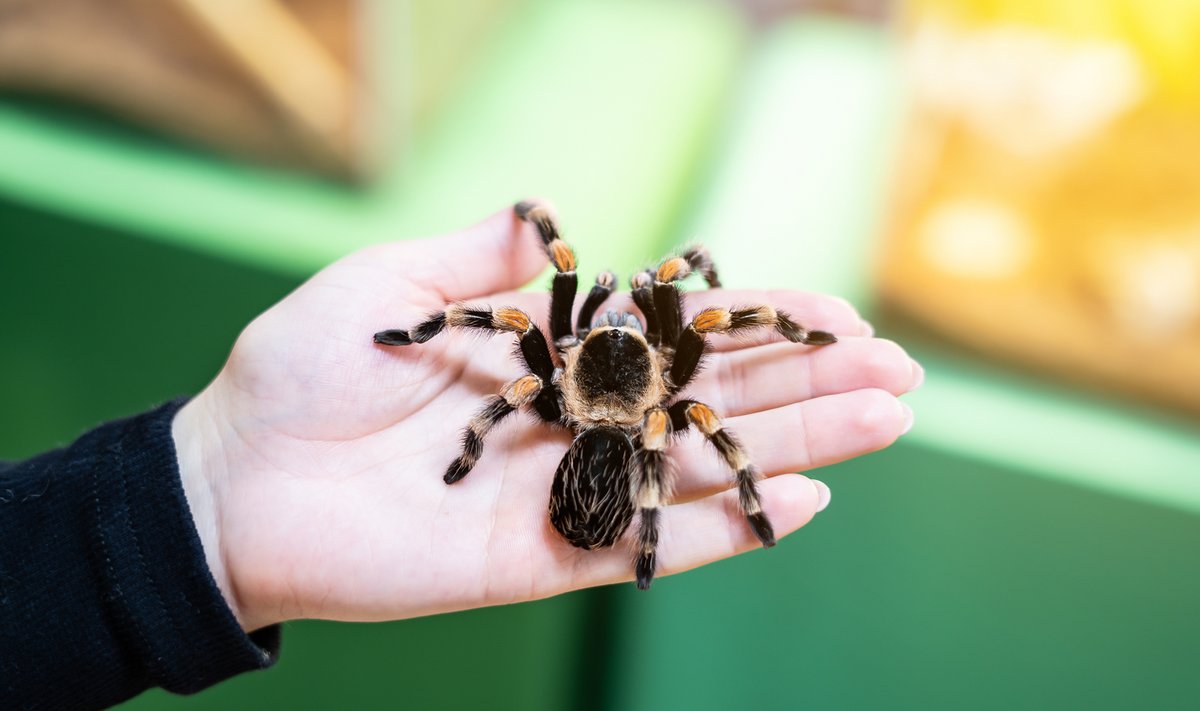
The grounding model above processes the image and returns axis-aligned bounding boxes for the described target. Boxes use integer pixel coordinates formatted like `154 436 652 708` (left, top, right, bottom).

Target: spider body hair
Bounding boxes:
561 322 666 428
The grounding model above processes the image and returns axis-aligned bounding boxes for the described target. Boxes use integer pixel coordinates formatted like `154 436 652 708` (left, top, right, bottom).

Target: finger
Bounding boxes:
363 203 549 302
669 388 911 501
681 289 870 349
687 337 921 417
570 474 823 589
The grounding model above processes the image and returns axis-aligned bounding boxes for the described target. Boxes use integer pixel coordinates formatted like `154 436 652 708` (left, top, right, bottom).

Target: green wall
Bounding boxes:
607 442 1200 710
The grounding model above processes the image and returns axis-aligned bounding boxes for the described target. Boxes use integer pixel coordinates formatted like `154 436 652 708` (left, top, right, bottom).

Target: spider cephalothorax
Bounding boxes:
374 201 836 589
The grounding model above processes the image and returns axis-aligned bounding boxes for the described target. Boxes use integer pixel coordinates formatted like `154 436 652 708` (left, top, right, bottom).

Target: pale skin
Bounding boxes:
172 204 922 632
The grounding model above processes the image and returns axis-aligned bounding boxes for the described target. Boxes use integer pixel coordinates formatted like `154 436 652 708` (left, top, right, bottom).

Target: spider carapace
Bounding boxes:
374 201 837 589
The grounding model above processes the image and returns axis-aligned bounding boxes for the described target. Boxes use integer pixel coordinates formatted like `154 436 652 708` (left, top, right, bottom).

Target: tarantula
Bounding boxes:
373 201 836 589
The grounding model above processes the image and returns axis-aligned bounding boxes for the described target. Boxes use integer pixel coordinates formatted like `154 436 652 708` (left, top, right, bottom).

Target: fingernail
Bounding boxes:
899 400 914 434
860 319 875 337
910 359 925 391
811 479 832 512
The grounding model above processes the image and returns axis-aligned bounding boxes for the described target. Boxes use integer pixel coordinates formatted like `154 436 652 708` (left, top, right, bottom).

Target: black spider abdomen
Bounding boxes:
549 427 635 550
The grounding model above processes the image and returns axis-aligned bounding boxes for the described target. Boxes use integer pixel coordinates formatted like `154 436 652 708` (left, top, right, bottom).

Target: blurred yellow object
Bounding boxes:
880 0 1200 413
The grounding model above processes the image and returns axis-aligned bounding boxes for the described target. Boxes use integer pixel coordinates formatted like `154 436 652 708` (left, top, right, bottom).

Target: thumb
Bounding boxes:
393 202 551 301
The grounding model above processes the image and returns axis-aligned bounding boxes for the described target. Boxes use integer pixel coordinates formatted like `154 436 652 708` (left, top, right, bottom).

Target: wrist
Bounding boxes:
172 390 254 630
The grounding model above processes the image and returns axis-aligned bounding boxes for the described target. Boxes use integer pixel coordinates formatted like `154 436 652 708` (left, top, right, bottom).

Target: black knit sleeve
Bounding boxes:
0 399 280 709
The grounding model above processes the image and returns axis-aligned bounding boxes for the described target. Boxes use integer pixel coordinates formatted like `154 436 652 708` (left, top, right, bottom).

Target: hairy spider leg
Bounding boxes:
633 408 672 589
668 305 838 393
680 245 722 288
515 201 578 348
645 246 723 351
631 270 660 346
671 400 776 548
575 270 616 339
444 375 547 484
652 257 689 349
373 304 562 421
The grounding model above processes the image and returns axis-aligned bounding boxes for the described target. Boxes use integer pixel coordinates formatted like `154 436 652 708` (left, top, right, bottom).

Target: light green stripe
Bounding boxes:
685 18 901 307
905 354 1200 515
0 0 746 278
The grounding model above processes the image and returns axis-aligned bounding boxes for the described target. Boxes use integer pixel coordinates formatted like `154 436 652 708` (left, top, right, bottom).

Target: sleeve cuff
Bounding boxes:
88 397 280 694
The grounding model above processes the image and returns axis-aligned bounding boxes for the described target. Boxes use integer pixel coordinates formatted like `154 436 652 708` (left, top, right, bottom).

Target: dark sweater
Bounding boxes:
0 399 279 709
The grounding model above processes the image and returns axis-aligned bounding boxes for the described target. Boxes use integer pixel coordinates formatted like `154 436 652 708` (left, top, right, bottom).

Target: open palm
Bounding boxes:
175 205 919 631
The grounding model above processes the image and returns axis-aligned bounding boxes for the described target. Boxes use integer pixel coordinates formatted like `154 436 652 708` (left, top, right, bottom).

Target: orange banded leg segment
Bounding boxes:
374 304 556 393
634 408 673 590
445 375 544 484
668 305 837 391
691 305 837 343
639 246 717 348
652 257 689 348
375 303 529 342
515 200 578 345
656 246 721 288
680 401 775 548
649 246 721 349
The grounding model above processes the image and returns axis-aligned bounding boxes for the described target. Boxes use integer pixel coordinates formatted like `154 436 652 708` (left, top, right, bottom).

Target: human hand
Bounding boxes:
173 204 921 631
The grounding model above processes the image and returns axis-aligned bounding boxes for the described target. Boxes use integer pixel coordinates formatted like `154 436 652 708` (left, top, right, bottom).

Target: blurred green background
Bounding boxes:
2 0 1199 709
